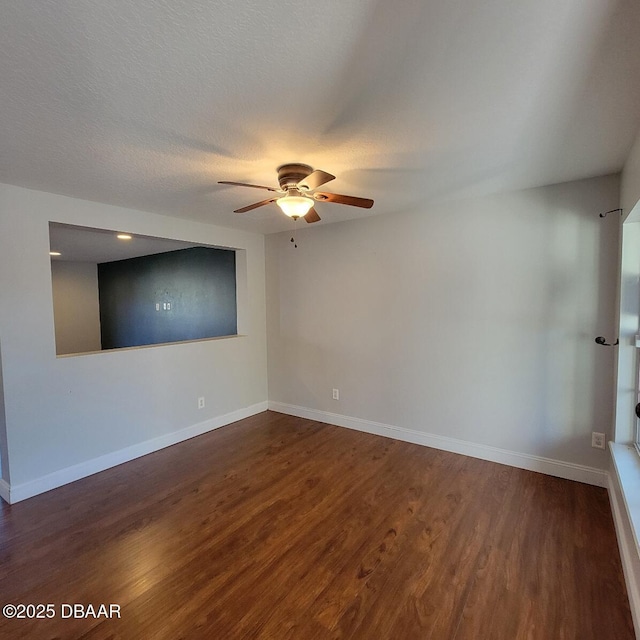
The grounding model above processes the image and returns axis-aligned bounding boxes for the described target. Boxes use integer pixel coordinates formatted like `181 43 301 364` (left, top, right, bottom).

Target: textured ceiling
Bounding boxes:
2 0 640 234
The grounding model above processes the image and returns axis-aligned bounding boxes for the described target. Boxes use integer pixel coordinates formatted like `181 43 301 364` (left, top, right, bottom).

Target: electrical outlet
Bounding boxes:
591 432 605 449
332 388 339 400
198 397 205 409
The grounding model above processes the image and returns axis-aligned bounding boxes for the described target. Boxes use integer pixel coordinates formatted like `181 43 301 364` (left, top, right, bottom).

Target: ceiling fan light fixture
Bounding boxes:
276 194 314 219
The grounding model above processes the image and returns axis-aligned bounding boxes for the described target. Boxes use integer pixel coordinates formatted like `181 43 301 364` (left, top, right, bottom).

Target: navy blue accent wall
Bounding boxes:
98 247 237 349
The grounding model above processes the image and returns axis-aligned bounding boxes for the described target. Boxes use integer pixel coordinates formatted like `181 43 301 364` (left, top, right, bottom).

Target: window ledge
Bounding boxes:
610 442 640 559
56 334 246 358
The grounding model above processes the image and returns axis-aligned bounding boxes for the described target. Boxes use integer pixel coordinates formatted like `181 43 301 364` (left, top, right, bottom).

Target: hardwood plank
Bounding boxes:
0 411 633 639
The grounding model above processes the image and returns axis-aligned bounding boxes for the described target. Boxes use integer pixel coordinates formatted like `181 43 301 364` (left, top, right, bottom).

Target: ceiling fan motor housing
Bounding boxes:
277 163 313 190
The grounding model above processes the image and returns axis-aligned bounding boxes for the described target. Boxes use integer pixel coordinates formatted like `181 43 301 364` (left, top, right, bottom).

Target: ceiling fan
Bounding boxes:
219 163 374 223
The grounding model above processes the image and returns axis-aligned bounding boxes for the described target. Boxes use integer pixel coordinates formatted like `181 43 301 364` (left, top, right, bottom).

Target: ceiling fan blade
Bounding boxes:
219 181 280 192
234 197 278 213
297 170 335 191
304 207 321 223
314 192 374 208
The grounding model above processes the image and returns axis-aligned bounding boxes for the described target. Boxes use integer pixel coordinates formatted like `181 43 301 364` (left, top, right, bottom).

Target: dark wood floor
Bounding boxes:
0 411 633 639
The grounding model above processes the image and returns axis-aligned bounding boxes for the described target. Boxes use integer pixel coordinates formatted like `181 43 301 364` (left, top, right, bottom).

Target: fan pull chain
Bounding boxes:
290 218 298 248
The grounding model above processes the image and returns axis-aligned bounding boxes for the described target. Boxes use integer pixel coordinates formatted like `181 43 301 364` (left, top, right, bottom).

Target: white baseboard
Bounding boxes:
2 401 268 504
3 400 608 503
608 460 640 638
0 479 10 504
268 401 608 488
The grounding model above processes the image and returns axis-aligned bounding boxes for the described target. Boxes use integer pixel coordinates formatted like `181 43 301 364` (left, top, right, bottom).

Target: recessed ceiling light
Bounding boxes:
49 251 61 256
117 233 132 240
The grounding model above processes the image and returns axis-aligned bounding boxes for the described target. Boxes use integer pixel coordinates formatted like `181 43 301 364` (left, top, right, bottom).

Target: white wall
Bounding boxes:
0 340 7 483
0 183 268 497
622 131 640 217
266 174 620 474
51 260 102 355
